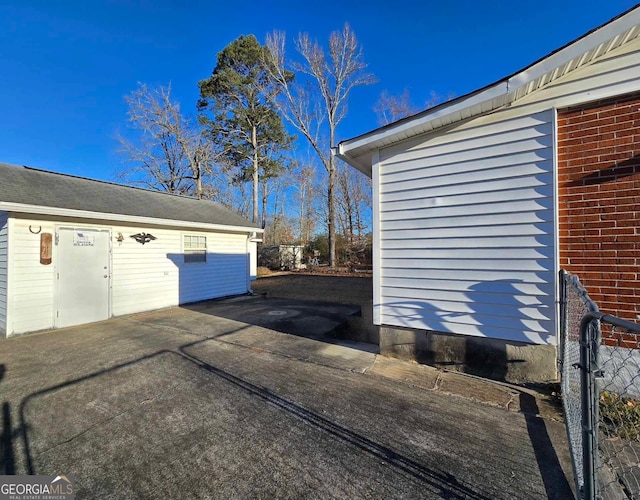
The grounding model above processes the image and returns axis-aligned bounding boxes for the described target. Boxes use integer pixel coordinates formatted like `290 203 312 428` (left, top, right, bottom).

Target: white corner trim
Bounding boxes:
371 150 382 326
5 216 13 337
552 107 561 351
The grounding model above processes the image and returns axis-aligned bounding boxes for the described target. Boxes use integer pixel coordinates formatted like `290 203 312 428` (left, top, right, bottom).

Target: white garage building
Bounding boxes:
0 163 262 337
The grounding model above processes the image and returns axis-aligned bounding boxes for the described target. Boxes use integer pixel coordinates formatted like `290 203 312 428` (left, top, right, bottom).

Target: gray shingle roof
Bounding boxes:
0 163 259 230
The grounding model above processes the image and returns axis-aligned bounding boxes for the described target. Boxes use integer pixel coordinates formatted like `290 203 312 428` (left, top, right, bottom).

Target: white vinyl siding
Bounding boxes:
0 212 8 333
111 228 248 315
372 36 640 346
176 232 248 304
111 227 180 316
5 217 250 335
111 227 248 315
10 219 57 334
378 110 556 345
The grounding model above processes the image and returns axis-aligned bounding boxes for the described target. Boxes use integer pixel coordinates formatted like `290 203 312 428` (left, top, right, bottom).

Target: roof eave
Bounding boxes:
337 5 640 172
337 82 510 176
335 150 373 177
1 202 264 234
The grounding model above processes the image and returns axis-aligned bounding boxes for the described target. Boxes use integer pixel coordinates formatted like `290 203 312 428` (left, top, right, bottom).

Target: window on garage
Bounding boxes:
184 235 207 263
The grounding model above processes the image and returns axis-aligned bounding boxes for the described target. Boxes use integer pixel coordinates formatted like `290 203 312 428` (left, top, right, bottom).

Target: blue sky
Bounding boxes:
0 0 637 180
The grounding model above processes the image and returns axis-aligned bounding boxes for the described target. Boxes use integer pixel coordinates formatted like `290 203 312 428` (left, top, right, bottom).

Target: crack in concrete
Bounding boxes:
433 372 443 392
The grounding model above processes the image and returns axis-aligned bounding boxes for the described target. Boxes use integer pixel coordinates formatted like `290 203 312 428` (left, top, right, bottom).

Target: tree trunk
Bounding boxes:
341 169 355 248
272 187 280 245
252 125 259 224
299 182 306 244
195 164 203 200
328 148 336 268
261 177 268 229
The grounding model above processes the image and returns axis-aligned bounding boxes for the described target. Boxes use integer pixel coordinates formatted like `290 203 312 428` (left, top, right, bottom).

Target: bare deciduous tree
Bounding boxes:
118 83 223 200
294 163 319 245
373 89 418 126
374 89 450 126
336 162 371 264
265 24 375 268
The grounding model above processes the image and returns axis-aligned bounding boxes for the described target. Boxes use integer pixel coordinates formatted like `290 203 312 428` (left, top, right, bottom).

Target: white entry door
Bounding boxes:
56 227 111 328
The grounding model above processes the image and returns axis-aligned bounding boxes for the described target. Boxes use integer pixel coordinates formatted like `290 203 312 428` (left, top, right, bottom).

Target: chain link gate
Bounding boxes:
560 270 640 500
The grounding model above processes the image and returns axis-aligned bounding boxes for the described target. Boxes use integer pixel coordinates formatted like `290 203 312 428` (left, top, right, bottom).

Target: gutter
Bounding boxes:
0 201 264 235
246 231 263 292
249 231 263 243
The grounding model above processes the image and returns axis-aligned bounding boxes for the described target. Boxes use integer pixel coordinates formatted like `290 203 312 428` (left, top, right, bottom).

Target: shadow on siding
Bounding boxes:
167 252 249 305
383 278 554 347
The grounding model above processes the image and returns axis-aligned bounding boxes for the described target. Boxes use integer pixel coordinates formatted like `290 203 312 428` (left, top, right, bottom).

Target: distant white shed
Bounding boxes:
258 244 305 270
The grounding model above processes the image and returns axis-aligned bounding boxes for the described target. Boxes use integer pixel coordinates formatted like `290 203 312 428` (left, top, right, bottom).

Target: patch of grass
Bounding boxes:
600 390 640 440
257 267 274 277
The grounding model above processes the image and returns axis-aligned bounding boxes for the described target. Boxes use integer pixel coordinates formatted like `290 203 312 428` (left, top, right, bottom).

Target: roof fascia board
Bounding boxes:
508 9 640 88
0 202 264 234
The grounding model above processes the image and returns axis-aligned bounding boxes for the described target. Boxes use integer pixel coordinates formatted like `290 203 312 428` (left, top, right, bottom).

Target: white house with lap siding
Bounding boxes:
337 5 640 382
0 163 262 337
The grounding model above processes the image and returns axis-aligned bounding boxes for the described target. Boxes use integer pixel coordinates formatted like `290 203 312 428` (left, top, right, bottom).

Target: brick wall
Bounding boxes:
558 93 640 323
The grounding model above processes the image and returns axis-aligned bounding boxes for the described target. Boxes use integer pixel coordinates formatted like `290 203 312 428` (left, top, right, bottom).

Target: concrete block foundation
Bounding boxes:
333 304 557 384
336 301 380 345
379 325 557 384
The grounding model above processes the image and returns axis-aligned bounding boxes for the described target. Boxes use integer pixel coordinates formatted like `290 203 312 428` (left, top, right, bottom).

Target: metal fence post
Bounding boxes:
580 312 603 500
559 269 568 373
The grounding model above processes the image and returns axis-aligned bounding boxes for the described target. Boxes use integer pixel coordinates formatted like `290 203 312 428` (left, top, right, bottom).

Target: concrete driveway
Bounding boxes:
1 297 574 499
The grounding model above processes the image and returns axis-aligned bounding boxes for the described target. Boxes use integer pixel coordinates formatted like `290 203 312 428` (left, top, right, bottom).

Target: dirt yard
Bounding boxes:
252 273 372 308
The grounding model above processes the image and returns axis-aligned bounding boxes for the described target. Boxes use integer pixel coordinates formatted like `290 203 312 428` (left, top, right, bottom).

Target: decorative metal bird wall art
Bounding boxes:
130 233 157 245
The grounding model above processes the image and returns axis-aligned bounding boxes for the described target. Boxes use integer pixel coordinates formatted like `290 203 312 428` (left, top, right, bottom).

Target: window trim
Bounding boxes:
183 234 207 264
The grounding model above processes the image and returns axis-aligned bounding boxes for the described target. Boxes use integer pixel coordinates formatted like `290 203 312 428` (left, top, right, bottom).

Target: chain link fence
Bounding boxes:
560 271 598 495
598 321 640 499
560 270 640 500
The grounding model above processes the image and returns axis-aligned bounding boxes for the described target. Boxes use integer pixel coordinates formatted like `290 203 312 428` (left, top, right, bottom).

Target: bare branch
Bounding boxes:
117 83 226 199
373 89 420 126
263 24 374 267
